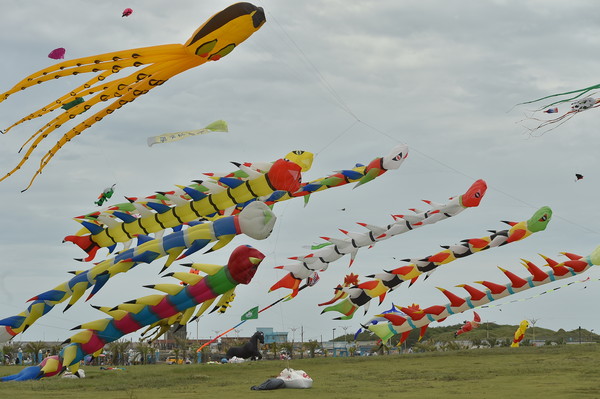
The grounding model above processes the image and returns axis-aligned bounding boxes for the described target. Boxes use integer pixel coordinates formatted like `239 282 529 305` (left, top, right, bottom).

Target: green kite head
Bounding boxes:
588 245 600 265
526 206 552 232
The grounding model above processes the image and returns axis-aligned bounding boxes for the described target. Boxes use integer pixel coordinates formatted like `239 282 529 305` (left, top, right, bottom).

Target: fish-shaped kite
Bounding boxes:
147 120 228 146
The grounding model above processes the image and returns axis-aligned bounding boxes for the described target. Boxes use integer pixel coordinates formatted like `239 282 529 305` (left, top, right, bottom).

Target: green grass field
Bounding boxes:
1 345 599 399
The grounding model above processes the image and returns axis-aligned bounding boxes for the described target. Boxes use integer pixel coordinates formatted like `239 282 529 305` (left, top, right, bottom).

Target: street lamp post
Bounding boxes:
321 335 325 357
332 328 336 357
341 326 349 356
291 327 298 358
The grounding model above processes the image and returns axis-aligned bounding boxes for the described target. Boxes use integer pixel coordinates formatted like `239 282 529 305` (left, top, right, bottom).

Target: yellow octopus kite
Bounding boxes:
0 2 266 191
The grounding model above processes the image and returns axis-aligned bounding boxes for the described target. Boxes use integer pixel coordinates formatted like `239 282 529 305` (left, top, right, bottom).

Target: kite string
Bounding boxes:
266 9 372 162
313 119 360 158
355 119 600 235
267 11 359 121
477 277 597 310
265 9 600 236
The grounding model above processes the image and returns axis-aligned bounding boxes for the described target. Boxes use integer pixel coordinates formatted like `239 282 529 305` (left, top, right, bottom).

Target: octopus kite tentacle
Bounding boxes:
522 101 600 136
321 206 553 320
517 84 600 135
9 71 142 139
269 179 487 297
0 2 266 189
6 49 191 137
518 84 600 109
0 245 265 381
17 58 191 144
7 60 198 191
366 246 600 344
0 202 275 342
0 45 187 103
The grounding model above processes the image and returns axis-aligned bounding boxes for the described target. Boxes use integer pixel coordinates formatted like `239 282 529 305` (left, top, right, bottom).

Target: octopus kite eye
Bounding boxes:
195 40 217 57
209 44 236 61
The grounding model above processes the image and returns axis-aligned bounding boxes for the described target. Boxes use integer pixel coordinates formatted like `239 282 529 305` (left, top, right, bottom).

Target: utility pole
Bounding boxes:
291 327 298 358
332 328 336 357
300 326 304 359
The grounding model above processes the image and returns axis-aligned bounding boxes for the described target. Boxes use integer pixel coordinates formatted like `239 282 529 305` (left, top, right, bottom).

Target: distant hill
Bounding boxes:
338 323 599 348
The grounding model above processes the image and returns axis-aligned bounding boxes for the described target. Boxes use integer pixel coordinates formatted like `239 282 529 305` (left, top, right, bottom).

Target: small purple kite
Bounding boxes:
122 8 133 17
48 48 65 60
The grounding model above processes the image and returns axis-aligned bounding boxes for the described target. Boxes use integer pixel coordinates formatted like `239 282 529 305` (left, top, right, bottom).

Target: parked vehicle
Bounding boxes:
166 356 183 365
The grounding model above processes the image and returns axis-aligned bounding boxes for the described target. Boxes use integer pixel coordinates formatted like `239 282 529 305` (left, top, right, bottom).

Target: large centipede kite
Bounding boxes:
0 2 266 191
269 179 488 297
66 145 406 262
0 245 266 381
0 201 277 342
365 246 600 345
321 206 553 320
0 146 406 342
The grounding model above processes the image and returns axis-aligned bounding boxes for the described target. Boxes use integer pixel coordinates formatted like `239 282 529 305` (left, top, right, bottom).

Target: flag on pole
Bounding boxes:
241 306 259 321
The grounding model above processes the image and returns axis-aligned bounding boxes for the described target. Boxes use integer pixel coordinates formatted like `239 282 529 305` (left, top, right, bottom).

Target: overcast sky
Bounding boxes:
1 0 600 346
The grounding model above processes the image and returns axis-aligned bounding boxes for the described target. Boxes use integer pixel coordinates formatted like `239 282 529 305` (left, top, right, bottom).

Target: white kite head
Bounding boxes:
571 97 596 111
238 201 277 240
382 144 409 170
0 326 14 344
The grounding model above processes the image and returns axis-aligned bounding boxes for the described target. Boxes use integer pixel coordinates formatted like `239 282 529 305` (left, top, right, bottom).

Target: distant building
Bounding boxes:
257 327 288 344
321 340 379 356
165 323 187 341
